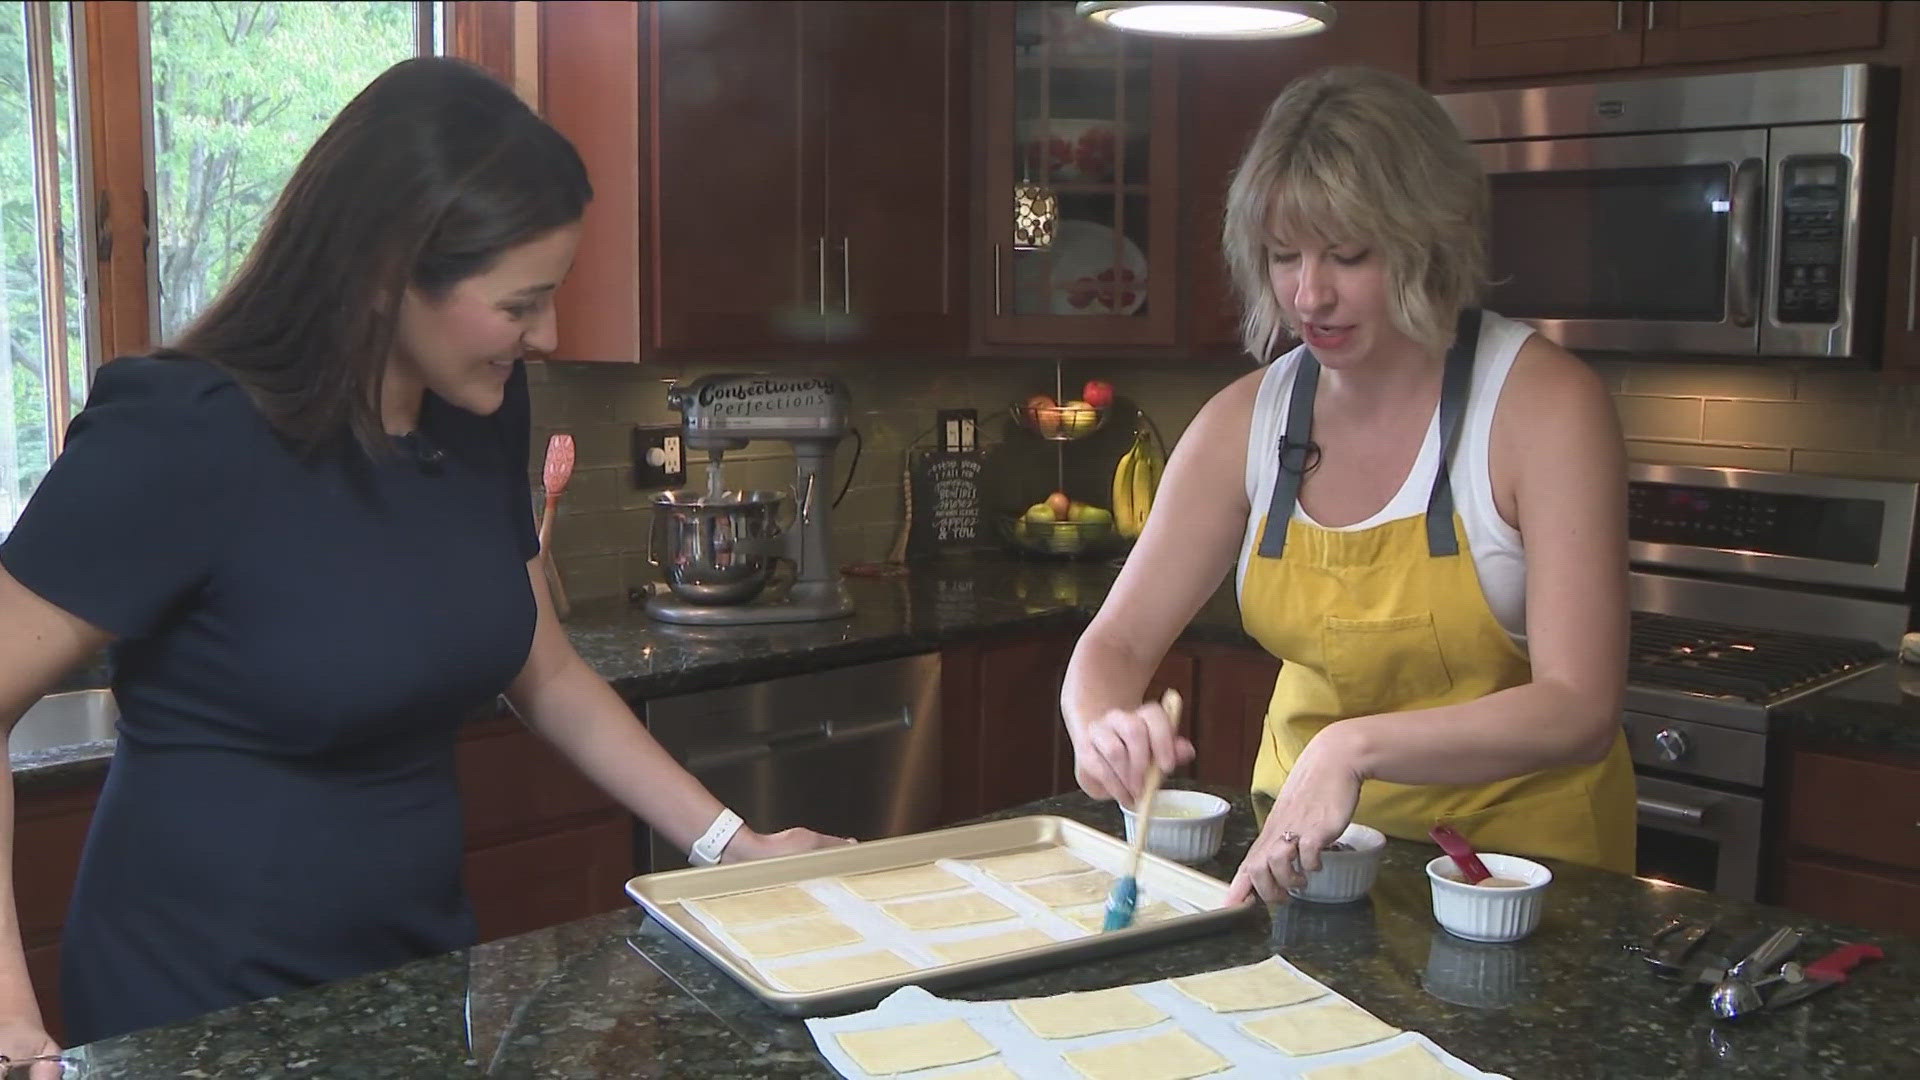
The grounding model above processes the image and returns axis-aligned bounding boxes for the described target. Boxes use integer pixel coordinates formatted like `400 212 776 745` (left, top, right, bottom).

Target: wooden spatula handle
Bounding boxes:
1122 688 1184 877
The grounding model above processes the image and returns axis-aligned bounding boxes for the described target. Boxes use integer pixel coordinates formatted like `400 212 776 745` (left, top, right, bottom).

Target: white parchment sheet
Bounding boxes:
802 955 1511 1080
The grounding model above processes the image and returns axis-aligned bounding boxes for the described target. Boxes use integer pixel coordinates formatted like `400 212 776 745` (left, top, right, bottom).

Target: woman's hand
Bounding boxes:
1227 730 1365 905
1068 698 1194 808
0 1017 64 1080
723 827 855 863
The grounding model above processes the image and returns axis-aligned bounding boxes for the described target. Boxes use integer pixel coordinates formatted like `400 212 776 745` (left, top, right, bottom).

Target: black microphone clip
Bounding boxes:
399 432 447 474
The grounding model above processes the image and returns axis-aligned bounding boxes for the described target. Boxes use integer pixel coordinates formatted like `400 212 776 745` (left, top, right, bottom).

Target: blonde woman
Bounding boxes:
1062 67 1635 905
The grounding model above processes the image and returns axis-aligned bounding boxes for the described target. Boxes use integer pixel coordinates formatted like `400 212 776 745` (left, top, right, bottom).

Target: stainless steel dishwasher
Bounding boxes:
643 653 942 871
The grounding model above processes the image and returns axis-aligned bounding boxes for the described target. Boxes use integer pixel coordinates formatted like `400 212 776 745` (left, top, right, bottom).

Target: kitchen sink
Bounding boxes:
8 689 118 758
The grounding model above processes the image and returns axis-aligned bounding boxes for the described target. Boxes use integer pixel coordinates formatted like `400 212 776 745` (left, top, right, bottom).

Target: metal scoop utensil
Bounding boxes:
1708 926 1802 1020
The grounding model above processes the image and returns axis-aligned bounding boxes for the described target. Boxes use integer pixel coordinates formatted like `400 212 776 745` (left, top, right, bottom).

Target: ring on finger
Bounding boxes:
1278 829 1299 844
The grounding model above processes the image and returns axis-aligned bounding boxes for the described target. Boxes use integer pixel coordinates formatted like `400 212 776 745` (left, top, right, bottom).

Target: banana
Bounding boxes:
1112 427 1164 540
1131 430 1156 535
1112 436 1141 538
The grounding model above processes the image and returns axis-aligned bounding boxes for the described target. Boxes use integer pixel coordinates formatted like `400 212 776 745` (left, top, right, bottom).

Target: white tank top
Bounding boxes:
1238 311 1532 643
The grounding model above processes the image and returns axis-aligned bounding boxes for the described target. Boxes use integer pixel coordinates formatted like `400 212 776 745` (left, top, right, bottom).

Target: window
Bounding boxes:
1 2 87 529
2 1 462 532
146 1 430 340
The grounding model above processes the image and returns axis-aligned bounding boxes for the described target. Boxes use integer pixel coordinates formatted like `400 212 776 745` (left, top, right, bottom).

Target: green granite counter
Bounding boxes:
1776 662 1920 756
11 555 1252 790
59 787 1920 1079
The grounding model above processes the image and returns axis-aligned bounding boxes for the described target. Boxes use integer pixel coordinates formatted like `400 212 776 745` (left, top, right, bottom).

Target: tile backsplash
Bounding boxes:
1599 359 1920 478
528 354 1920 604
524 356 1244 602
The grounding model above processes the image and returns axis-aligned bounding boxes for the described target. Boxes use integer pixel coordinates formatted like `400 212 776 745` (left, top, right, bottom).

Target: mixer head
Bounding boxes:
666 374 851 450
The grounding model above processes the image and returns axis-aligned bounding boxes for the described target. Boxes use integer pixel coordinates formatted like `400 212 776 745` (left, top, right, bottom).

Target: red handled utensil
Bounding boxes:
1429 822 1491 885
538 434 575 618
1767 942 1883 1010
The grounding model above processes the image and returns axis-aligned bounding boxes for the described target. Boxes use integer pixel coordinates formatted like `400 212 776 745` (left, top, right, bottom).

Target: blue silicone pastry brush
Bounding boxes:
1103 688 1183 932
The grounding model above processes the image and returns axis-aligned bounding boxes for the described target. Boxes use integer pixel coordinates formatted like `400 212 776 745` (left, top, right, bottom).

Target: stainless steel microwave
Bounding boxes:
1440 64 1895 360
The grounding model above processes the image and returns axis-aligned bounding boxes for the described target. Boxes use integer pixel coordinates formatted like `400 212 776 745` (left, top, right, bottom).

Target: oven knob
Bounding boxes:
1655 728 1691 763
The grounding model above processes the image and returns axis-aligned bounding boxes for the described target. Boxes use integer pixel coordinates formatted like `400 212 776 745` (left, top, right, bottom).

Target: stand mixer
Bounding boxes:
644 374 856 625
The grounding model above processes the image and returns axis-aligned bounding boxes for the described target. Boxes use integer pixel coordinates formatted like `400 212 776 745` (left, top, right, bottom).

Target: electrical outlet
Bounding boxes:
632 425 687 490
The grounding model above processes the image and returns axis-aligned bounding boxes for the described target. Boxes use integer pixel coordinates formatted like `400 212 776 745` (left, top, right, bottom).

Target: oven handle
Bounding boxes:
1639 795 1709 828
1727 157 1763 328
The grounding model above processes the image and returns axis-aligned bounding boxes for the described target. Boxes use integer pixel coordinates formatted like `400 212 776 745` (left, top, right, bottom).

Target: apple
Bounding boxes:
1024 502 1055 527
1046 491 1072 520
1059 400 1098 437
1082 379 1114 410
1068 503 1112 526
1025 393 1062 437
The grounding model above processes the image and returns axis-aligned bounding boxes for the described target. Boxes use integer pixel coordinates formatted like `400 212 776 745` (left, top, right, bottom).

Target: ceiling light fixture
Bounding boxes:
1076 1 1335 40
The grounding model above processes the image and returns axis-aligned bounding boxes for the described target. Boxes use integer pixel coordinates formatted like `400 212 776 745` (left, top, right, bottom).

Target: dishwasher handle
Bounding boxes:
681 709 914 773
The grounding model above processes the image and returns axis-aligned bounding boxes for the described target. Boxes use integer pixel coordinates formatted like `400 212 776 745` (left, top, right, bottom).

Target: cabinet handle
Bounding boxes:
1907 236 1917 333
993 244 1003 316
817 236 828 317
1645 1 1656 29
841 237 851 315
1615 1 1624 31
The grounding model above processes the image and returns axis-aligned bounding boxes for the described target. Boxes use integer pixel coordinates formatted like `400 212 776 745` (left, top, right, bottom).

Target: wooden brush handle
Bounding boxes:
537 492 561 551
1122 688 1184 879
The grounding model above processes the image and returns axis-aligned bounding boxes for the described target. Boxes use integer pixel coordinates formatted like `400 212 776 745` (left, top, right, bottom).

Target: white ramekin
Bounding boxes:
1425 853 1551 943
1287 822 1387 904
1121 789 1230 864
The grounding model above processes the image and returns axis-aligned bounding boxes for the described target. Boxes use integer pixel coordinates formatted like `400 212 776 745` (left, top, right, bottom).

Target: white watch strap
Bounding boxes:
689 808 746 867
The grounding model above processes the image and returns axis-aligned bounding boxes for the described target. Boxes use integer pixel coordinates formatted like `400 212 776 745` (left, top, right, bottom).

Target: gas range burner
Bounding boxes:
1628 612 1889 703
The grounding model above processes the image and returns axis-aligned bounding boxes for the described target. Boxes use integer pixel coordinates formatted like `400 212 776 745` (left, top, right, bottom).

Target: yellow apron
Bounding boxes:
1242 310 1636 873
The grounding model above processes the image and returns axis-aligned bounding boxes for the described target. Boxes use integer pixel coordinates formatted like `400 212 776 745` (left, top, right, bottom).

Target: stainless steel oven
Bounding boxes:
1621 464 1918 899
1441 64 1895 359
642 653 943 872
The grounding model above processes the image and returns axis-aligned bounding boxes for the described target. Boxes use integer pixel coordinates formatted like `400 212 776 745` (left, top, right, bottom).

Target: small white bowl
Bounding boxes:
1425 853 1552 943
1287 823 1386 904
1121 789 1230 864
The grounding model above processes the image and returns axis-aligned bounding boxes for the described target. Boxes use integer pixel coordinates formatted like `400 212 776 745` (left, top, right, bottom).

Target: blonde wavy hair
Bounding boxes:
1222 66 1488 362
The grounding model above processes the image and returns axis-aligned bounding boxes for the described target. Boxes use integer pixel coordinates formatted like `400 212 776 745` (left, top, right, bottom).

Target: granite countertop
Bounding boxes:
61 786 1920 1078
20 551 1920 790
1775 661 1920 756
11 555 1253 790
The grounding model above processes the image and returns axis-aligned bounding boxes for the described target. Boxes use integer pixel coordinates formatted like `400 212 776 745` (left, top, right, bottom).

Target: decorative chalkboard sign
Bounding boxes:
906 449 987 560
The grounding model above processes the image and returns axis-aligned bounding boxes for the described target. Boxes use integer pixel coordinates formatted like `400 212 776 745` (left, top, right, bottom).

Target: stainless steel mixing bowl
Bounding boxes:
649 489 789 605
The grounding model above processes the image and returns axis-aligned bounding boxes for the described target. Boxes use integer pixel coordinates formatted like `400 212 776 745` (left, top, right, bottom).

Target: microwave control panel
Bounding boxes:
1776 155 1848 325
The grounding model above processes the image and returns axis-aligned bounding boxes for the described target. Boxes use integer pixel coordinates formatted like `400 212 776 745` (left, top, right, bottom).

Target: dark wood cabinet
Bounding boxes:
13 779 101 1045
1189 644 1279 788
463 815 635 944
818 2 970 350
649 1 815 351
1180 2 1422 354
1775 742 1920 934
650 1 965 354
1428 1 1885 85
1781 855 1920 936
541 0 645 363
1640 2 1884 67
940 631 1078 822
456 714 635 944
975 1 1181 350
1428 0 1646 83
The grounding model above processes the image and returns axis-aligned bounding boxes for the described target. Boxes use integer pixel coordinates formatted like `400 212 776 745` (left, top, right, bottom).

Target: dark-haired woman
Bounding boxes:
0 57 847 1054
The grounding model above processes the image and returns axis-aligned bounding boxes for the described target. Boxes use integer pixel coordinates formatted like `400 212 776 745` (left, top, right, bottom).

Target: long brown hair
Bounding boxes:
161 56 592 456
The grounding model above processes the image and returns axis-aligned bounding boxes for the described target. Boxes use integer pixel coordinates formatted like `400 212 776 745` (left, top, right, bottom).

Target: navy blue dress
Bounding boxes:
0 356 539 1043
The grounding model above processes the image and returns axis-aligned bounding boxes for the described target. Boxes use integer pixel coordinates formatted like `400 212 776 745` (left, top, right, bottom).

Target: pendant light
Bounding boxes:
1077 1 1335 40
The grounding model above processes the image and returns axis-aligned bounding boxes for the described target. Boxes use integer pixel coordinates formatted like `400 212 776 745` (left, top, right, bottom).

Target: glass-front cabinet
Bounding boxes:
980 1 1178 347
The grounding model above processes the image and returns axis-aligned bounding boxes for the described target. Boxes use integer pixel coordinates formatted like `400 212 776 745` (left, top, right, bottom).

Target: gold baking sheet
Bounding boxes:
625 814 1256 1017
